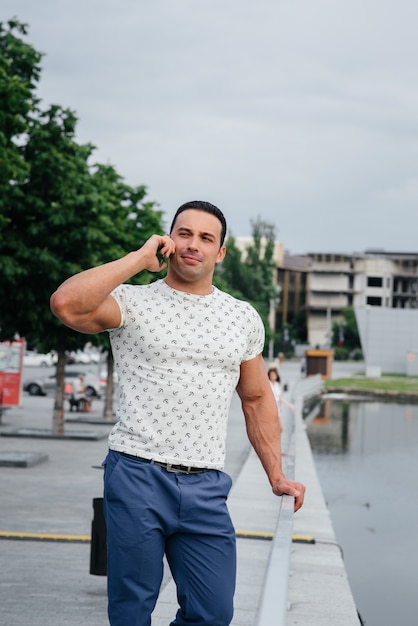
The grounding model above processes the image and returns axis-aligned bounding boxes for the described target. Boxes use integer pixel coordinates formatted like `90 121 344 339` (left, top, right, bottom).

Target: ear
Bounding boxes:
216 246 227 264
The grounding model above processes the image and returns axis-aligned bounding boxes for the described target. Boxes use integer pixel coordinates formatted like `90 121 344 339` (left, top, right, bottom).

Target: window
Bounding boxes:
367 276 383 288
367 296 382 306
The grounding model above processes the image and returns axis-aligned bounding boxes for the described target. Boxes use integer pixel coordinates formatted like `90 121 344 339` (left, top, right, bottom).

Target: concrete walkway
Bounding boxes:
0 361 362 625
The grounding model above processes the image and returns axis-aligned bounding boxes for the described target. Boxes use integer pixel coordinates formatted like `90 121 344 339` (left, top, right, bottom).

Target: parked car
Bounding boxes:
67 349 101 365
23 350 54 367
23 370 101 397
87 350 101 364
71 350 91 364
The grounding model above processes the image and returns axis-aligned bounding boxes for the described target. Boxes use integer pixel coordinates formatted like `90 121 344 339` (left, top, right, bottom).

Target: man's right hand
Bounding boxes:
141 234 176 273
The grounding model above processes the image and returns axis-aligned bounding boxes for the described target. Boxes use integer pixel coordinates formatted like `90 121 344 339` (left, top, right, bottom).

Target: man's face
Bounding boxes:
167 209 226 288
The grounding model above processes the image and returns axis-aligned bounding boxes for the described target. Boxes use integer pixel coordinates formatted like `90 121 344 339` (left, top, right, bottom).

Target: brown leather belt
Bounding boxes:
120 452 207 474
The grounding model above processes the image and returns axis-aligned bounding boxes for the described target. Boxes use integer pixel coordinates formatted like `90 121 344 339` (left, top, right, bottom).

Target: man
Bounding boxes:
50 200 305 626
72 373 91 412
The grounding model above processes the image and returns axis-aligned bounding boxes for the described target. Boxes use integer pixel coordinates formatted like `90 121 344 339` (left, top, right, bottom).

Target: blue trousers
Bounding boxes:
103 450 236 626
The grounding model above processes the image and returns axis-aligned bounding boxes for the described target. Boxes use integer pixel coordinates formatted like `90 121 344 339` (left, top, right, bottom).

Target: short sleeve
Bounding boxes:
241 303 265 362
106 285 125 331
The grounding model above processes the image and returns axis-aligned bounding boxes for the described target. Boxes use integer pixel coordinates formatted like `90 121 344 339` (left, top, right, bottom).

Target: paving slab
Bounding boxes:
65 416 117 425
1 428 108 441
0 450 49 467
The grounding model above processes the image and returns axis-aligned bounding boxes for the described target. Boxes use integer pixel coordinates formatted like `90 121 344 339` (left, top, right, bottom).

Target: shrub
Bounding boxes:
334 346 350 361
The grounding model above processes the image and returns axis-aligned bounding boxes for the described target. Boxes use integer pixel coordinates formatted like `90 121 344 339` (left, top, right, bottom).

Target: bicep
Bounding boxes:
236 354 281 445
51 291 121 334
91 295 122 332
236 354 269 402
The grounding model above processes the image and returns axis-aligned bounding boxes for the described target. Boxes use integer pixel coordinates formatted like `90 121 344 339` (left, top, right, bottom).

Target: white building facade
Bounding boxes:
304 251 418 348
232 239 418 367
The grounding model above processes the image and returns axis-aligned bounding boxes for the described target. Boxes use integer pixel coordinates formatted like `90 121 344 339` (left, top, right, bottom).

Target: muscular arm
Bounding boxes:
236 354 305 512
50 234 175 334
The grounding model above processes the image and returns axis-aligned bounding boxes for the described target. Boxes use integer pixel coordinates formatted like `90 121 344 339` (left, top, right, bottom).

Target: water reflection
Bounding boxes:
307 397 418 455
306 397 418 626
305 398 352 453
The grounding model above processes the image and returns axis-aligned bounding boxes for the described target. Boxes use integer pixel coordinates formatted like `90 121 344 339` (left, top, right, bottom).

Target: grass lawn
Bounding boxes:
326 374 418 393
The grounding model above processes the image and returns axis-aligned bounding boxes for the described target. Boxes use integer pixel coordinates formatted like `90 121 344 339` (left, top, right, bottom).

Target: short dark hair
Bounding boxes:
169 200 227 246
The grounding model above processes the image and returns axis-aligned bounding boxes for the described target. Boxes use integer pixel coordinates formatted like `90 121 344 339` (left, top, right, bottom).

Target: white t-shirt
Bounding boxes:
269 380 282 405
107 279 265 469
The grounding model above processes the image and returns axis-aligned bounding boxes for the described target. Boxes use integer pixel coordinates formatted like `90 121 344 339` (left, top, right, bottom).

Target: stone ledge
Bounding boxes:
325 387 418 403
0 428 108 441
0 451 49 468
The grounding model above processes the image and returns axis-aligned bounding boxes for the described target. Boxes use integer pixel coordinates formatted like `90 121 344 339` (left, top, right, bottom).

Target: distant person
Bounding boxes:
73 373 91 412
267 367 295 429
50 200 305 626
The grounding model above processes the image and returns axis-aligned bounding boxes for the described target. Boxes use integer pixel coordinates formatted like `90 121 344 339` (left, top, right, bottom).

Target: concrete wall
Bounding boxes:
309 274 349 291
355 307 418 374
309 294 348 308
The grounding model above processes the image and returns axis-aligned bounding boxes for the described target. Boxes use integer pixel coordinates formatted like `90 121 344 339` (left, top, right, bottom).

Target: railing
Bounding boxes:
255 432 295 625
255 375 323 626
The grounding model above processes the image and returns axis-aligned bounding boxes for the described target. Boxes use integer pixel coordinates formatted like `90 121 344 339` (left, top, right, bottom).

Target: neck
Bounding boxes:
164 275 214 296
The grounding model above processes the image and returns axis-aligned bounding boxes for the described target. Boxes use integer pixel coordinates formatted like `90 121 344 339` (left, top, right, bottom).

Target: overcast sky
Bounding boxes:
3 0 418 254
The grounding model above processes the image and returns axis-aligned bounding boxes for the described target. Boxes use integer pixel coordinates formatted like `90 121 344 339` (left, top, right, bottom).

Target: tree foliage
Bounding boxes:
215 216 278 351
0 19 41 240
0 21 165 350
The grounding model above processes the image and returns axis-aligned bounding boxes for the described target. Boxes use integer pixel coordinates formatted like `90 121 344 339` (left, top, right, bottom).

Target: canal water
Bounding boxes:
306 396 418 626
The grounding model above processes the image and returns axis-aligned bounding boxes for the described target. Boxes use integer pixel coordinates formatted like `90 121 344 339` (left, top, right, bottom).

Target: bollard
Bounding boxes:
89 497 107 576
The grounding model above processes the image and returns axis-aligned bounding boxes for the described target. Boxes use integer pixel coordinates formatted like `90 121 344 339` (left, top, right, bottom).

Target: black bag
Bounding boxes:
89 497 107 576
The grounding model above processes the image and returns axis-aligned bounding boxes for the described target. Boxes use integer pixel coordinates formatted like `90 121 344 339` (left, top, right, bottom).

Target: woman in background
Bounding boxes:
267 366 295 431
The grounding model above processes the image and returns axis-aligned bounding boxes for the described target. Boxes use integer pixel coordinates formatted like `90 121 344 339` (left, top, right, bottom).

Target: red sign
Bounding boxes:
0 339 25 407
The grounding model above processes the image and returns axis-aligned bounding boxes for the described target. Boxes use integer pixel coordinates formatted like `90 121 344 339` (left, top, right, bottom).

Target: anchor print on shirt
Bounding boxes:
108 280 264 466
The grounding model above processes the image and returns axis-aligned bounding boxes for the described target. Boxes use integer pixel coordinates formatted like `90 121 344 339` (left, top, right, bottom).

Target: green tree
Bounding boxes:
291 310 308 344
331 307 362 359
1 105 97 347
215 217 277 352
0 19 41 250
213 235 249 299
